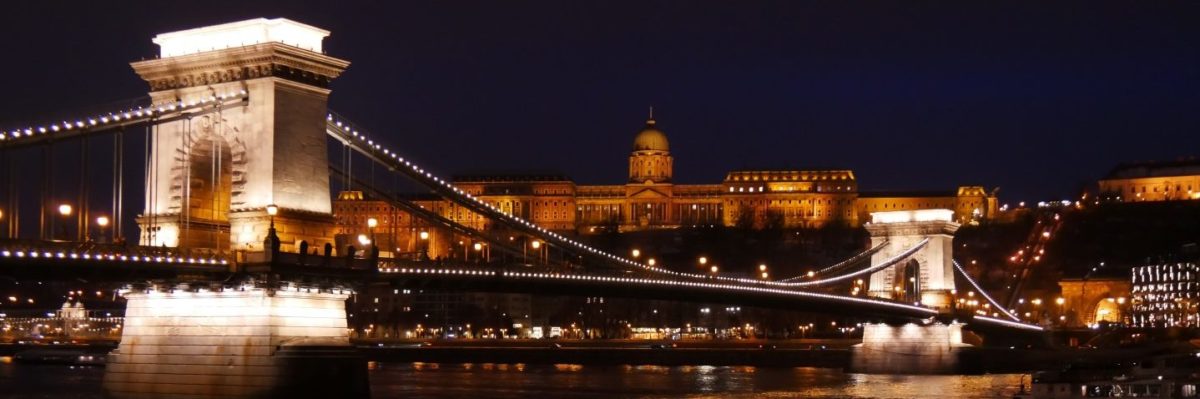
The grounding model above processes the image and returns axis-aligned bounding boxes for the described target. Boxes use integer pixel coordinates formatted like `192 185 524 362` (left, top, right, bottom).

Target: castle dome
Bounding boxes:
633 119 669 152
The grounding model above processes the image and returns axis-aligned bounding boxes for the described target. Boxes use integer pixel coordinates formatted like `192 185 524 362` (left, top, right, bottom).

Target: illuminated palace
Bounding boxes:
1098 159 1200 202
334 116 998 257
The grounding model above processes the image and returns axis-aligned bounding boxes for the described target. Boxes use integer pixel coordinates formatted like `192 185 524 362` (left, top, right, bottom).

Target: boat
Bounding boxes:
1015 352 1200 398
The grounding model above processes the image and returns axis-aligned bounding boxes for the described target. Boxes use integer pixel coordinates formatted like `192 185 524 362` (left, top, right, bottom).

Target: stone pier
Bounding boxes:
103 286 368 399
849 322 970 374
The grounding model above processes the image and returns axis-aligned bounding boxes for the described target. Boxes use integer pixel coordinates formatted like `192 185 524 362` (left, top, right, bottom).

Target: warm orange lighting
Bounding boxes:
58 204 73 216
95 216 110 227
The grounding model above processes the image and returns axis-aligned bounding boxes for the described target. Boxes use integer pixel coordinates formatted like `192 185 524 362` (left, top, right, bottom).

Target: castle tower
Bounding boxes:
131 18 349 253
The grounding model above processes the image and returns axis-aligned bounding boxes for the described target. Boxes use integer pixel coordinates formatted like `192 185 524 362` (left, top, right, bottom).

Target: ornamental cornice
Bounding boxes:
864 220 960 237
130 43 350 91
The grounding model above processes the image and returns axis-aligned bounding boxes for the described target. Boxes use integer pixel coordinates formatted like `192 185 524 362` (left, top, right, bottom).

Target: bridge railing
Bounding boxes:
0 238 227 262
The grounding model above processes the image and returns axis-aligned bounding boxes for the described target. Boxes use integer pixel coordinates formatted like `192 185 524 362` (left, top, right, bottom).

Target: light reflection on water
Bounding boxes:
371 362 1024 399
0 361 1023 398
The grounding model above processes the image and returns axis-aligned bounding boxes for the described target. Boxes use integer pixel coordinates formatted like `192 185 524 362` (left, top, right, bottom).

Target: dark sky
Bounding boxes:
2 1 1198 205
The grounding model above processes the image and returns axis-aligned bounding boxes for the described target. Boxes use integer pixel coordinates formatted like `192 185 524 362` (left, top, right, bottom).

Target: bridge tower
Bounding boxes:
853 209 968 374
865 209 960 310
104 19 366 399
131 18 348 253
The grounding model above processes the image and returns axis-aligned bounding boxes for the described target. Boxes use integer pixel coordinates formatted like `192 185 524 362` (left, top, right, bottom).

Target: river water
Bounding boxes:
0 361 1024 398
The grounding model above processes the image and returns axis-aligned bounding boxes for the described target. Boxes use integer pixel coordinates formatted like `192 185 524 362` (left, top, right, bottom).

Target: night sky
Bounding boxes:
2 1 1197 205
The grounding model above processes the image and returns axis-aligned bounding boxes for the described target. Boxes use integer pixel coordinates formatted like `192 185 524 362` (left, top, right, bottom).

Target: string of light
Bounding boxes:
952 259 1020 322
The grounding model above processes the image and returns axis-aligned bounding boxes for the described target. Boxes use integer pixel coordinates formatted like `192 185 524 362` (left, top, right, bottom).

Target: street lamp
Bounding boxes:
530 240 542 264
57 204 73 240
647 258 656 267
265 204 279 246
631 249 640 258
266 204 278 229
710 265 719 275
95 216 110 243
367 217 378 249
699 256 707 266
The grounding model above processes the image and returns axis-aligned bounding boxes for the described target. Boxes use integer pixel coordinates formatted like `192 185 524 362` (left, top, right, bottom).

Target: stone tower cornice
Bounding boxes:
131 43 350 91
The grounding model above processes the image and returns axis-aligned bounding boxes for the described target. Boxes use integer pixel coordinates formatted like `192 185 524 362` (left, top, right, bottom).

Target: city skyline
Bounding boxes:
1 1 1196 205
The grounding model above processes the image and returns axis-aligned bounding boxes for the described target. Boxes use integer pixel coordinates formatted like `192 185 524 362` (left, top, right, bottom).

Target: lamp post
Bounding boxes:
631 249 641 259
531 240 542 264
759 264 769 280
95 216 110 243
265 205 279 250
367 217 378 251
57 204 73 241
419 231 429 260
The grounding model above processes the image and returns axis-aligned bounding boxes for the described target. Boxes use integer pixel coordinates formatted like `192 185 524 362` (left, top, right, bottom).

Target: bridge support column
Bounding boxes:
849 322 969 374
103 286 367 399
865 209 960 311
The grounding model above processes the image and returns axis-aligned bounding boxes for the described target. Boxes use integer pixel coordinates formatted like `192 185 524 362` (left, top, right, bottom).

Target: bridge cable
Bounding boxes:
776 238 930 288
329 164 561 268
324 112 945 290
777 239 890 282
952 259 1020 322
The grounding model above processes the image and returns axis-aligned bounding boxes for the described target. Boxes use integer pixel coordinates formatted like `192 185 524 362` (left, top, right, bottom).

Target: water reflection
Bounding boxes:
372 363 1024 399
0 361 1023 399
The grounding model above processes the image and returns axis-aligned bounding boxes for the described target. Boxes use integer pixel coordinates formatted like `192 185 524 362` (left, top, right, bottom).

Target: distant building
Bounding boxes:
1098 159 1200 203
1131 262 1200 328
333 115 999 255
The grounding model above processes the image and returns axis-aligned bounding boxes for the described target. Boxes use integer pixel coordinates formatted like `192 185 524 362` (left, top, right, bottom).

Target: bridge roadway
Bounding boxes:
0 239 1042 334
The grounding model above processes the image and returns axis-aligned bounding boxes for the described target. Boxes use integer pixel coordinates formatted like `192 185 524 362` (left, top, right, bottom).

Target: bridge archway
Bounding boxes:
896 258 921 303
179 119 240 253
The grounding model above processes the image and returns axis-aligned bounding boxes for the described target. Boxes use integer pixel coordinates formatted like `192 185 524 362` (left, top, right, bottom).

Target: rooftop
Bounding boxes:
1103 159 1200 180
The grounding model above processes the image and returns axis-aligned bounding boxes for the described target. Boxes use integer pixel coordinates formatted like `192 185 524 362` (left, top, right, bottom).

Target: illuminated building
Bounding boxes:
1131 262 1200 328
1099 159 1200 202
333 115 998 249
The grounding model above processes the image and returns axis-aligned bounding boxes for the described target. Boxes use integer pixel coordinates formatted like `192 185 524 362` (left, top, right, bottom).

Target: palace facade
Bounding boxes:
1098 159 1200 203
334 116 998 258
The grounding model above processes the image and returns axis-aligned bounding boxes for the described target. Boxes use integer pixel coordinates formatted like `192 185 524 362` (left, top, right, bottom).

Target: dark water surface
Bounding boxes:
0 360 1024 398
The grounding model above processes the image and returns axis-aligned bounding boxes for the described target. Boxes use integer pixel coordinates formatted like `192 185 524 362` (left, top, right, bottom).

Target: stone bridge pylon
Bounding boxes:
104 18 367 399
865 209 960 310
133 17 347 254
